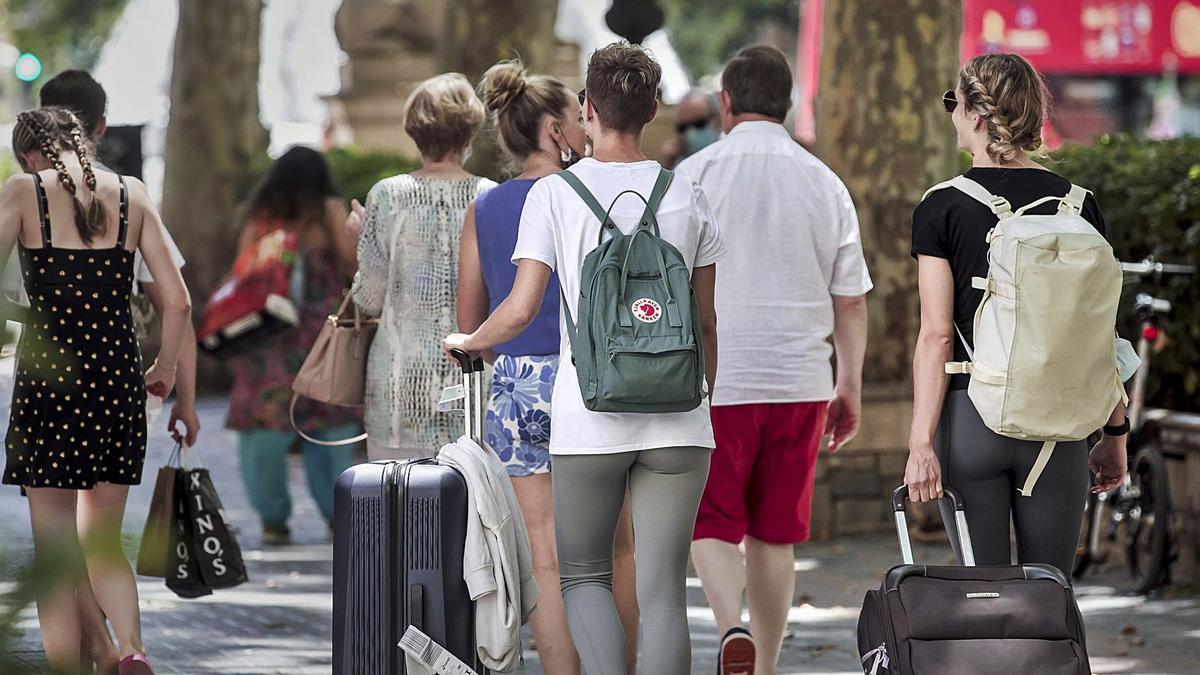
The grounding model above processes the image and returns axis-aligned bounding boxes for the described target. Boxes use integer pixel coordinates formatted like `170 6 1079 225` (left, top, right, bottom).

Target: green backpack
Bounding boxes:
557 168 706 413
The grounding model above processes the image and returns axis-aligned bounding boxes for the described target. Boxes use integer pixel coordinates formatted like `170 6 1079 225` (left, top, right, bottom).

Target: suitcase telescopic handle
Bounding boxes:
449 349 484 374
448 349 486 443
890 485 976 567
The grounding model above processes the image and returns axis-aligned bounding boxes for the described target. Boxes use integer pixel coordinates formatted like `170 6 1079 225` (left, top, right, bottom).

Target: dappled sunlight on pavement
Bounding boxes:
1 396 1197 673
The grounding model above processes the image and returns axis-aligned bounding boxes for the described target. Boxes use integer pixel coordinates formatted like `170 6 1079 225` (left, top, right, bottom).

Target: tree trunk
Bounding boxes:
816 0 962 387
161 0 267 316
440 0 559 180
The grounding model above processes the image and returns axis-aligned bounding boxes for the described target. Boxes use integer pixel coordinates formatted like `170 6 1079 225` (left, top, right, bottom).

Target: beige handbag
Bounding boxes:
290 293 378 446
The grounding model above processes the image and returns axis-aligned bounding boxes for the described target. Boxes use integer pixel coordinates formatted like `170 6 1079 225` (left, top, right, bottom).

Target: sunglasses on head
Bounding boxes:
942 89 958 114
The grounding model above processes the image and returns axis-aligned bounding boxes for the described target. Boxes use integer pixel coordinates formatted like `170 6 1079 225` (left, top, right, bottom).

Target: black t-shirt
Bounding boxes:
910 167 1107 389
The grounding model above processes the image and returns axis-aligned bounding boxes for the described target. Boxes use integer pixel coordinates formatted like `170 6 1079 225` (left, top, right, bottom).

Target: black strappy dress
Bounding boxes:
3 174 147 489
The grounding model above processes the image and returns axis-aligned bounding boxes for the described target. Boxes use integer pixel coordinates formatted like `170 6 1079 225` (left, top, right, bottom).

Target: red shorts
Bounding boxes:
692 401 829 545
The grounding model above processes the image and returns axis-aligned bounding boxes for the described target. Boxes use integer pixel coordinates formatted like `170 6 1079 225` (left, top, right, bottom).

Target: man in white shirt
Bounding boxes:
677 45 872 675
445 42 725 675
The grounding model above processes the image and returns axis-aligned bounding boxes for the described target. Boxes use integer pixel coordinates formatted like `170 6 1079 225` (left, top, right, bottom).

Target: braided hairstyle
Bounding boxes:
12 107 109 244
958 54 1047 164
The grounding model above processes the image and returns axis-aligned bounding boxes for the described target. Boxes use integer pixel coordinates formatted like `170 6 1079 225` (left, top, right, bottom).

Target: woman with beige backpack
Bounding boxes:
906 53 1128 577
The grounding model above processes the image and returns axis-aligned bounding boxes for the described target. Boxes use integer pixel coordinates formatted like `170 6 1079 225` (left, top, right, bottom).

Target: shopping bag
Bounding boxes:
135 462 178 578
165 470 212 599
179 466 248 589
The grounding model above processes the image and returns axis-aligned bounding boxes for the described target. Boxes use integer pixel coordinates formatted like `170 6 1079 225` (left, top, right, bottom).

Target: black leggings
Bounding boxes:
935 389 1090 577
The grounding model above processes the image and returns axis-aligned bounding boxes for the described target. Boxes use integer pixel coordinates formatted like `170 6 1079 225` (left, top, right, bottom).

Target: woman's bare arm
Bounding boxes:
456 202 490 333
326 197 357 279
131 178 191 395
906 255 955 502
444 259 550 356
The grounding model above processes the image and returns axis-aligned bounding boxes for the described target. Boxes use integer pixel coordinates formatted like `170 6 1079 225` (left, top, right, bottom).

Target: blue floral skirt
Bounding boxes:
486 354 558 477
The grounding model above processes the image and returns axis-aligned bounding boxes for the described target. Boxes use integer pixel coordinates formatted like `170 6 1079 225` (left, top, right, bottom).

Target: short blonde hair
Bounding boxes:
403 73 486 161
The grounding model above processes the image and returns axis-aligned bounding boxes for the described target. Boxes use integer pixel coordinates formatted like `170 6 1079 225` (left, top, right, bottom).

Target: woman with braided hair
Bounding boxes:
905 54 1128 576
2 106 191 675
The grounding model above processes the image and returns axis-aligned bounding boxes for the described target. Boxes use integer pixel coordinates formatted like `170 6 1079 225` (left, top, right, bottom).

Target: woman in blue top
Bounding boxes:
458 60 638 675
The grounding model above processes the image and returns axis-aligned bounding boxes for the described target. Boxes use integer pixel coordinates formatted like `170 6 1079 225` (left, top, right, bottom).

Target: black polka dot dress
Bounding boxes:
3 175 147 489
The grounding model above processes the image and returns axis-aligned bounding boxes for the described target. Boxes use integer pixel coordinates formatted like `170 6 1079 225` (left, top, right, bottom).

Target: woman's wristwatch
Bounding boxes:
1102 416 1130 437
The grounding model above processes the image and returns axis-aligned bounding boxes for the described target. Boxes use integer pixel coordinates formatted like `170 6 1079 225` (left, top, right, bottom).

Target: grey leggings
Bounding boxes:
936 389 1090 576
553 447 711 675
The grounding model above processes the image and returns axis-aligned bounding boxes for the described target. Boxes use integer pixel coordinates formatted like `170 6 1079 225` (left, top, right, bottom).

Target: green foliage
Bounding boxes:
5 0 129 75
325 147 419 205
0 153 21 184
660 0 799 80
243 147 418 208
0 543 80 674
1052 136 1200 411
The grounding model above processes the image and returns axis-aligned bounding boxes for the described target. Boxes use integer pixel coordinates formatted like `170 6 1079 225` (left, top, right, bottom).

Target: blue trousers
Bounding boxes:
236 424 358 528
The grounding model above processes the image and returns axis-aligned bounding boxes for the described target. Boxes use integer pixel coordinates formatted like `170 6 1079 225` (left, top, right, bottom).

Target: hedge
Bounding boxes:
245 146 419 207
324 147 419 205
1052 136 1200 412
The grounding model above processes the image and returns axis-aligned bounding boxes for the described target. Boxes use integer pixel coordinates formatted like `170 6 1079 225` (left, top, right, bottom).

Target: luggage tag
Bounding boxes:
399 625 480 675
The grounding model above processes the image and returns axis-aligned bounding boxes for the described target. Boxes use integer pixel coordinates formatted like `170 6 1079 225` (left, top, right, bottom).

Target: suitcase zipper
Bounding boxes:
861 643 889 675
881 589 901 673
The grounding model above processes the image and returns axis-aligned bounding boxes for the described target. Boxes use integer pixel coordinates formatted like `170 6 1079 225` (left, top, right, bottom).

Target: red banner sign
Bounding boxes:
963 0 1200 74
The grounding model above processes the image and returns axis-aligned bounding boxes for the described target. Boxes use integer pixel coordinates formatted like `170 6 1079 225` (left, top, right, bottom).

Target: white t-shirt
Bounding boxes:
512 158 727 455
676 121 873 406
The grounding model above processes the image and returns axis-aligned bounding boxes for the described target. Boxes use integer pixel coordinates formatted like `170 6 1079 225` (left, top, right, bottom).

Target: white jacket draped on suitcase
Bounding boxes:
439 436 538 672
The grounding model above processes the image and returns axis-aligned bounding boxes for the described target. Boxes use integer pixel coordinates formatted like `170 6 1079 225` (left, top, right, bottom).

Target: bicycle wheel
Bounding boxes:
1073 492 1099 579
1124 443 1171 594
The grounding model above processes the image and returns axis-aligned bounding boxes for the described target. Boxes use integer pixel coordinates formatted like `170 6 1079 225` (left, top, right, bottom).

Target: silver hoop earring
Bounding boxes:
560 148 571 164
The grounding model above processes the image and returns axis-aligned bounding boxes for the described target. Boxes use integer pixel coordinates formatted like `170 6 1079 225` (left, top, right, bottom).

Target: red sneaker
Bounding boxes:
118 654 155 675
719 627 756 675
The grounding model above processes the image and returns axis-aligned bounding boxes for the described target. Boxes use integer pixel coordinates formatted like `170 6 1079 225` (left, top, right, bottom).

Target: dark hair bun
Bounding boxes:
480 61 529 113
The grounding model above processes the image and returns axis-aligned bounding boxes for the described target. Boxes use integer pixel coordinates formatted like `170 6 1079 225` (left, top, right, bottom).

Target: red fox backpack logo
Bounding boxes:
631 298 662 323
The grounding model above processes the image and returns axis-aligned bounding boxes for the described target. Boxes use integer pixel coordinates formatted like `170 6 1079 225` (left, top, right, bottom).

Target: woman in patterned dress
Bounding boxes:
2 107 191 675
351 74 495 459
226 147 360 546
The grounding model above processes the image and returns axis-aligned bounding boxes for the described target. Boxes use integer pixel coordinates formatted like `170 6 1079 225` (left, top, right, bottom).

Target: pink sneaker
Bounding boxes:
118 654 155 675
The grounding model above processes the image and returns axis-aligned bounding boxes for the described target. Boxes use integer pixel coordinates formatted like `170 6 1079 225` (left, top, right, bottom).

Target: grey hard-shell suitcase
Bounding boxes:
856 486 1090 675
332 350 487 674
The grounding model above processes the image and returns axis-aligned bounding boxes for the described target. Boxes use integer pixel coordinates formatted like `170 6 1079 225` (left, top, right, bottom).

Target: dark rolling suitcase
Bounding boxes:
333 351 487 675
856 486 1090 675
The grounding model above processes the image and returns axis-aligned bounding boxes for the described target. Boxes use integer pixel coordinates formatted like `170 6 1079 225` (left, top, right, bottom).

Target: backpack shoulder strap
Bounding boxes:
924 175 1014 219
556 170 612 226
1057 184 1089 215
637 169 674 234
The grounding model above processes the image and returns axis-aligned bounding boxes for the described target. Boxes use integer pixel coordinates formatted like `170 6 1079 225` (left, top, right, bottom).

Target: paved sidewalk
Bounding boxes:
1 396 1198 673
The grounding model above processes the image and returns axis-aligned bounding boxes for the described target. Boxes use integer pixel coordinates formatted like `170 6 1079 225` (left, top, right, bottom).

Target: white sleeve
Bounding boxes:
674 154 700 183
828 177 873 296
350 179 395 316
134 226 186 282
691 182 726 267
511 180 557 270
